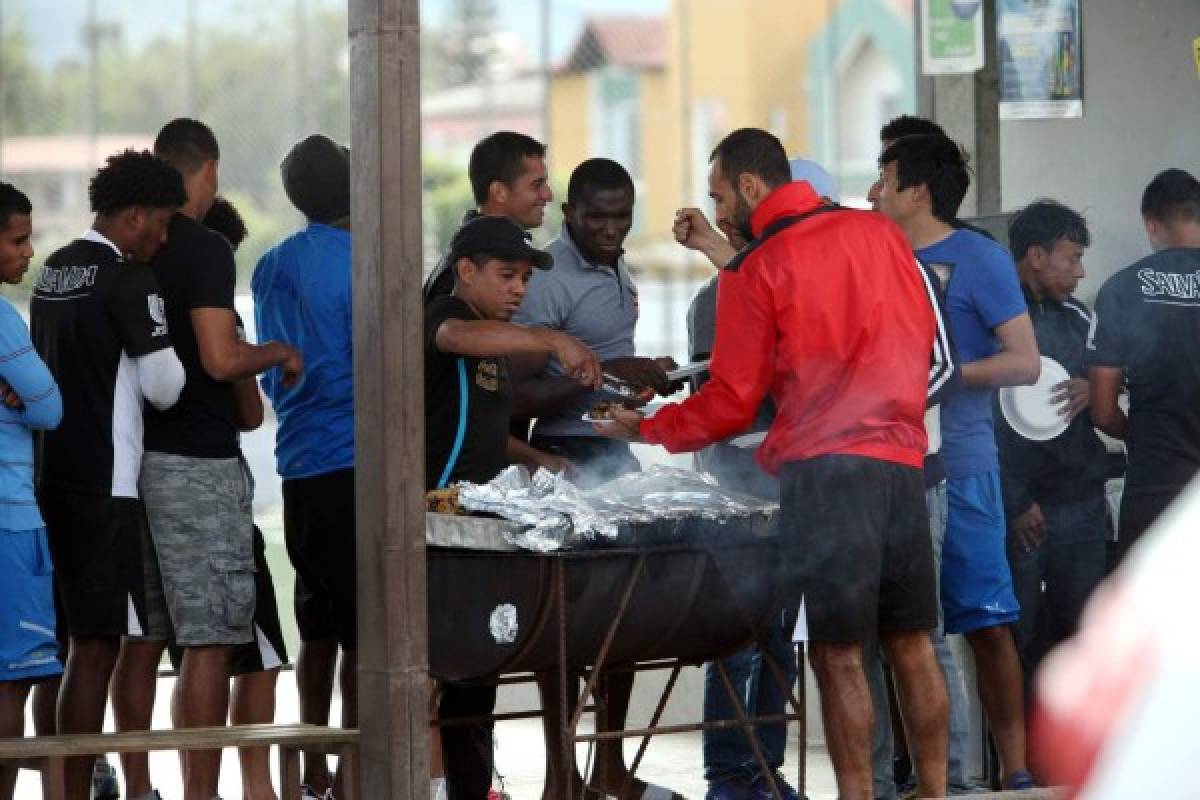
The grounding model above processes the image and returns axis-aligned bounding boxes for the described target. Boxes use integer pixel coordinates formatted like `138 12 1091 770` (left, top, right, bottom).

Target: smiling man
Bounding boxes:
423 131 554 303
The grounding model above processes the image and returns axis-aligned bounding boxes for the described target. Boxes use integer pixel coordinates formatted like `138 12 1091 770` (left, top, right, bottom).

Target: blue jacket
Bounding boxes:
252 224 354 478
0 298 61 529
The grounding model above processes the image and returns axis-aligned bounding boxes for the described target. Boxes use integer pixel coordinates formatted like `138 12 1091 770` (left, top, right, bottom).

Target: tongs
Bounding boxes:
600 372 649 402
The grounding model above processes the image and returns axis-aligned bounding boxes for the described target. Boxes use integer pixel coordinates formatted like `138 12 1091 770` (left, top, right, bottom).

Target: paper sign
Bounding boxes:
922 0 985 75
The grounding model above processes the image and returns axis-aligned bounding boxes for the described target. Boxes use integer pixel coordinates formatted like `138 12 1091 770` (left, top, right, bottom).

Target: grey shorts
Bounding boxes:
140 452 256 647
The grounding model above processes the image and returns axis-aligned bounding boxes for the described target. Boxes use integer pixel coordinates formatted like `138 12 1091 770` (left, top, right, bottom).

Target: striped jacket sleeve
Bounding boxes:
916 257 960 408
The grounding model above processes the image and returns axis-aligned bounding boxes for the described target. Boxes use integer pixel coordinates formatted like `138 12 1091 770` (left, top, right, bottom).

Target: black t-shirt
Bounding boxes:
1088 247 1200 492
424 296 512 489
31 237 173 497
143 213 240 459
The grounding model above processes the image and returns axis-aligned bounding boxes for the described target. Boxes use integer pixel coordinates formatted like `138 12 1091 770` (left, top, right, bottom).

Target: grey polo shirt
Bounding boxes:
513 227 639 437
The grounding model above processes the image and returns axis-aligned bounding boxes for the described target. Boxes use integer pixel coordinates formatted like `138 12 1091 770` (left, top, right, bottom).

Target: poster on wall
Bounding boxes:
997 0 1083 120
921 0 985 75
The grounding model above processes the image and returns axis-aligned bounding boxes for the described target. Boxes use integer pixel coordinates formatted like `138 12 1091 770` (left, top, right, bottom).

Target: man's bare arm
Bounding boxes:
1088 365 1127 439
192 307 302 385
961 313 1041 388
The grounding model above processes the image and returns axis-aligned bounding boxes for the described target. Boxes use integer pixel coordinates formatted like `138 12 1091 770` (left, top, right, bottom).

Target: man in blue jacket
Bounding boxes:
252 134 354 800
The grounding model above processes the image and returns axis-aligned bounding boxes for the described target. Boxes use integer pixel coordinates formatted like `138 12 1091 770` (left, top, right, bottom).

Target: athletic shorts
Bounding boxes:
778 455 937 642
941 471 1021 635
0 528 62 681
140 452 256 648
39 490 152 638
168 525 289 675
283 468 356 649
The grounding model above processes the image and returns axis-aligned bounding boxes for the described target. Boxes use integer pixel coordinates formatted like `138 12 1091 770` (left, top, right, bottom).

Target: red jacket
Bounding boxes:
642 181 934 474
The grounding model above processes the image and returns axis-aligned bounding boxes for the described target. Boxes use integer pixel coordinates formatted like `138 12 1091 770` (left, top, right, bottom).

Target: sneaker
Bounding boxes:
750 771 803 800
92 756 120 800
705 778 758 800
299 786 333 800
1004 770 1036 790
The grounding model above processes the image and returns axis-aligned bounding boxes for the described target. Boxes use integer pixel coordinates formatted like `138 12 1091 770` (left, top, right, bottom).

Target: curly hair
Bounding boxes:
88 149 188 215
202 196 248 252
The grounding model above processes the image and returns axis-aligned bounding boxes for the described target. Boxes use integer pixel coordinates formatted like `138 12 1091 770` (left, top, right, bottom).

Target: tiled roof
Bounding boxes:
560 16 667 73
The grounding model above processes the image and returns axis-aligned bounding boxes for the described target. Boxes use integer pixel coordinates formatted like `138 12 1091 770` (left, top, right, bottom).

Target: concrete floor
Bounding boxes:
12 671 842 800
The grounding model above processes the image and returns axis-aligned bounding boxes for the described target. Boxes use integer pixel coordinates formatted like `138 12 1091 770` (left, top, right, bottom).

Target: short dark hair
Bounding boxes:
880 134 970 225
89 149 188 215
202 196 248 252
0 182 32 233
1141 169 1200 225
154 117 220 174
566 158 634 206
709 128 791 190
880 114 945 144
1008 199 1091 262
468 131 546 206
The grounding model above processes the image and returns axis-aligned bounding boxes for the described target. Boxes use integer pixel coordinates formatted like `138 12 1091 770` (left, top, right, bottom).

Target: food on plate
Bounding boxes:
585 402 621 421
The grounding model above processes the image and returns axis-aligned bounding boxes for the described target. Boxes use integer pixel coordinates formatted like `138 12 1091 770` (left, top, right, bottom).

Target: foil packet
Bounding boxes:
454 464 778 552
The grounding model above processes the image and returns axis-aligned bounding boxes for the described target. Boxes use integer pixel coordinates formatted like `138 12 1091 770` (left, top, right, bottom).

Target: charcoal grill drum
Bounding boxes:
428 539 779 682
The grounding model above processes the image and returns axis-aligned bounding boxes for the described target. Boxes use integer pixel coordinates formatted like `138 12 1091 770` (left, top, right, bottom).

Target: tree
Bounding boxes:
439 0 498 88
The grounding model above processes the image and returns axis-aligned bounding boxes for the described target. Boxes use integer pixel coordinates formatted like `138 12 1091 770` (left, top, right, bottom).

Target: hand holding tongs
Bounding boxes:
600 372 653 404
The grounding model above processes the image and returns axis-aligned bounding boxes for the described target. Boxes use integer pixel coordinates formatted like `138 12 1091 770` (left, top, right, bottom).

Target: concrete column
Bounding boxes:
348 0 430 797
919 0 1002 216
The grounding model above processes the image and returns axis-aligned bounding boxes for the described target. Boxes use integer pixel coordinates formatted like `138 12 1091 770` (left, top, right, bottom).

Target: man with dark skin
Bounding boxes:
32 151 188 800
512 158 681 800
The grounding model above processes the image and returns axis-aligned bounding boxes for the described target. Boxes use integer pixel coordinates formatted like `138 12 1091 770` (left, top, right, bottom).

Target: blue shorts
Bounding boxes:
941 472 1020 634
0 527 62 681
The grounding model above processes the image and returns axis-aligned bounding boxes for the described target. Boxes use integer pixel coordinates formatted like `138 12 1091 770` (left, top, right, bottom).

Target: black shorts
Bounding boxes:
778 455 937 642
283 468 356 649
39 490 150 639
167 525 289 675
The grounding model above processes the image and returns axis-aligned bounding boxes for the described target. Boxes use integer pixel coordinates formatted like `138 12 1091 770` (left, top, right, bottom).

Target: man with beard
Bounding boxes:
595 128 949 800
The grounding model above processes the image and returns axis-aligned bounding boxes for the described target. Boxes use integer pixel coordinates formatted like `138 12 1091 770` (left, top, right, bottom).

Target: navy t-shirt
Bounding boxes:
1088 247 1200 492
424 296 512 489
917 229 1026 480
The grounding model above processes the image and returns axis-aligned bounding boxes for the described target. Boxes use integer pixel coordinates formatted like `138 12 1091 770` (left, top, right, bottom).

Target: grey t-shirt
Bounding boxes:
688 275 779 501
513 228 639 437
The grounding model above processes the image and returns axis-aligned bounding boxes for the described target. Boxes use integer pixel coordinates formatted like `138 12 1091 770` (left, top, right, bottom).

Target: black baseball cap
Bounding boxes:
447 215 554 270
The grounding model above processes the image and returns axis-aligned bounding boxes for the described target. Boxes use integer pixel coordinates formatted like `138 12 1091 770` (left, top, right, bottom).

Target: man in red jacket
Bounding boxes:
596 128 948 800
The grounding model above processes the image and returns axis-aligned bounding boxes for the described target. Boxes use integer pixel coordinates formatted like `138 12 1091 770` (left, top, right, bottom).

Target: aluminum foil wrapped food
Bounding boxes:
454 464 778 552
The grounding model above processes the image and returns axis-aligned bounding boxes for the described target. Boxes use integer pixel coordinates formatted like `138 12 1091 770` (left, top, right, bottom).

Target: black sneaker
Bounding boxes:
92 756 120 800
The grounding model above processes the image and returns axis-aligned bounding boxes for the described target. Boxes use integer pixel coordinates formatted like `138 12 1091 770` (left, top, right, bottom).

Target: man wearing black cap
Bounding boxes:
426 215 599 800
252 133 355 800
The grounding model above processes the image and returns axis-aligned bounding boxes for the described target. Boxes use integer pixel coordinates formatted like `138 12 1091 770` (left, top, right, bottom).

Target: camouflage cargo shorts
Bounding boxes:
140 451 256 647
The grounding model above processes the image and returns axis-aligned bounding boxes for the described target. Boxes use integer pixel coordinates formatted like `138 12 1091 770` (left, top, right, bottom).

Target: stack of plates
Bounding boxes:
998 356 1071 441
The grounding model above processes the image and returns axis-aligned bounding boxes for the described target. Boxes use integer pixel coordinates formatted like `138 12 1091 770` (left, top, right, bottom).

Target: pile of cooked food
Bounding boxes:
425 487 461 514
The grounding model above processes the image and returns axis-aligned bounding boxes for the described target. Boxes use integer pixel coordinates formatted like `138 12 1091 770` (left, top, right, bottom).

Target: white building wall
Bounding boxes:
999 0 1200 303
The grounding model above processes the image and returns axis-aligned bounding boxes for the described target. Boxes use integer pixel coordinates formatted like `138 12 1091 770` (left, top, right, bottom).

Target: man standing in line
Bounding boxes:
512 157 682 800
598 128 949 800
1089 168 1200 560
423 130 554 303
31 150 188 800
997 200 1108 724
865 113 975 799
140 118 303 800
0 182 63 800
875 133 1040 791
252 134 355 800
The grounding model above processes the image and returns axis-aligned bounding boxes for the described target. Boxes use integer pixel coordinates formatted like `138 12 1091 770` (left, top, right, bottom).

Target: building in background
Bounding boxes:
548 0 916 260
0 133 152 252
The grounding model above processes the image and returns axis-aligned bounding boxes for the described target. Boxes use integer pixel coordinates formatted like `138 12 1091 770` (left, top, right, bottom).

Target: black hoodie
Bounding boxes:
995 284 1110 519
